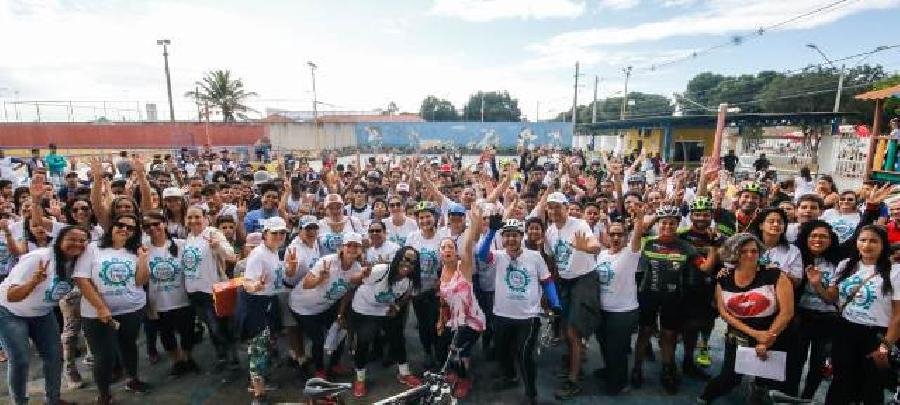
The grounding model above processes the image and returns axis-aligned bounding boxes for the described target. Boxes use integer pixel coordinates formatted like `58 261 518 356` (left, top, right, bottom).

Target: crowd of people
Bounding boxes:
0 144 898 405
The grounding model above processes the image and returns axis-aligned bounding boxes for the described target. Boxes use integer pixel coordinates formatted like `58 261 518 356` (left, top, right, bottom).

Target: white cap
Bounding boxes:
162 187 184 199
396 182 410 193
324 193 344 207
263 216 288 232
342 232 363 245
547 192 568 204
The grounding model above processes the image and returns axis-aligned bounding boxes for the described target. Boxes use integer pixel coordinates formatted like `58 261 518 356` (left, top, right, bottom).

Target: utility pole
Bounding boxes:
571 62 580 124
591 75 599 123
480 93 485 122
307 61 318 122
620 66 632 120
806 44 845 113
156 39 175 122
536 101 540 122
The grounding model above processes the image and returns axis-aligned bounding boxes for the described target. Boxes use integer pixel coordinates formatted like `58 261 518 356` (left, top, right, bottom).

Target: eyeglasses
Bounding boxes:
72 206 91 212
142 222 161 231
607 232 624 237
368 229 383 234
113 222 137 232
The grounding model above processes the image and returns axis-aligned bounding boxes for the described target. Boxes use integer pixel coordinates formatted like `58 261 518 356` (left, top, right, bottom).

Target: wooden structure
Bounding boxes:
857 84 900 183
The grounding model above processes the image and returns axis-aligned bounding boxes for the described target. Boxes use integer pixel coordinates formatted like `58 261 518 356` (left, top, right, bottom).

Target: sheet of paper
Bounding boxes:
734 347 786 382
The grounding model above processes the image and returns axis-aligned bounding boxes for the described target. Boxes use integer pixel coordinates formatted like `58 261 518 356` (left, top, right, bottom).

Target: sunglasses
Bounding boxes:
142 222 162 231
113 222 138 232
368 229 383 234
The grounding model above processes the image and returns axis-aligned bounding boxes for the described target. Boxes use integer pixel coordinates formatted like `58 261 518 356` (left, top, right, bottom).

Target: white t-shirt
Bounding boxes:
491 249 550 320
287 237 320 282
785 223 799 244
837 260 900 327
545 218 596 279
383 217 418 246
147 240 190 312
798 258 838 313
763 244 803 280
9 220 66 244
74 243 146 317
405 228 449 292
346 204 373 228
0 248 73 317
244 244 287 296
367 241 400 265
821 209 861 245
318 217 364 255
351 263 411 316
0 232 13 277
182 227 232 294
594 248 641 312
290 253 361 316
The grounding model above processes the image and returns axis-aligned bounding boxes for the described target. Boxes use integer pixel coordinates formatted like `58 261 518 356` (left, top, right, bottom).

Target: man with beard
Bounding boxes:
677 196 723 376
734 183 764 233
785 194 824 243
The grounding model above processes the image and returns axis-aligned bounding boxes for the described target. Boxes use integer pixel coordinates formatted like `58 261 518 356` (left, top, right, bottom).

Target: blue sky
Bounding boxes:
0 0 898 122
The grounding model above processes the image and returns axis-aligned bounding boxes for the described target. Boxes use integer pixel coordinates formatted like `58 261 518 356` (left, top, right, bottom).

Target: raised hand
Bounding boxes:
205 233 221 250
868 184 894 205
319 259 332 285
237 199 248 220
285 247 298 270
805 265 822 286
30 259 49 286
48 198 63 218
573 231 591 253
137 246 149 263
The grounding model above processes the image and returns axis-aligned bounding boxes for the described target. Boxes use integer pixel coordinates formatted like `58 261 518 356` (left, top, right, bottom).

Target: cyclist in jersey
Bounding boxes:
633 205 716 394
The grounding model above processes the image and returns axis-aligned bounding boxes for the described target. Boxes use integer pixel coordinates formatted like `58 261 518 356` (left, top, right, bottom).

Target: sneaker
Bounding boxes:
329 363 351 377
66 368 85 390
695 347 712 368
352 380 367 398
397 374 422 388
554 380 582 400
682 362 711 381
454 377 473 399
125 379 151 393
314 369 328 379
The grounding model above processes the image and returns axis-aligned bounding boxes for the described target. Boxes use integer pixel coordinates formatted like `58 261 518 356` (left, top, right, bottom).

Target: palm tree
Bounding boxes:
185 70 257 122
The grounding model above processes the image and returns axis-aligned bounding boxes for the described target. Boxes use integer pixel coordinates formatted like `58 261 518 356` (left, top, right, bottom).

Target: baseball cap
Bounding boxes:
447 202 466 216
324 194 344 207
342 232 363 246
547 192 569 205
396 182 410 193
263 216 288 232
299 215 319 229
162 187 184 199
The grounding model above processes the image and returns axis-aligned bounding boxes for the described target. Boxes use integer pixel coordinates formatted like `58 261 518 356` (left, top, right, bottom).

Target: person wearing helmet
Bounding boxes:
539 191 601 400
678 196 724 377
404 200 448 369
476 217 561 404
735 182 764 233
632 204 716 395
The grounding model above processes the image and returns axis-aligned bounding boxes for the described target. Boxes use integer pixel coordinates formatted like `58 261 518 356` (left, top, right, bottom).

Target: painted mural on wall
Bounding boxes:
356 122 573 150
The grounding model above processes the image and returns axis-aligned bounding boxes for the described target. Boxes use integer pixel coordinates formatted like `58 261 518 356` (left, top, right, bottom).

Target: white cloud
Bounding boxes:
531 0 900 54
430 0 585 22
598 0 640 10
659 0 698 7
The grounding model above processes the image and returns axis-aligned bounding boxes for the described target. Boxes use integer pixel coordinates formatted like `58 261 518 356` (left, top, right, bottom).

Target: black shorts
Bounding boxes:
683 291 717 329
638 292 684 331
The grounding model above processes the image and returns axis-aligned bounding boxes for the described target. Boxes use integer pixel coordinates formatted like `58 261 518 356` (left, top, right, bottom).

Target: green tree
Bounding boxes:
184 70 257 122
683 72 726 114
419 96 459 121
560 92 673 122
462 91 521 122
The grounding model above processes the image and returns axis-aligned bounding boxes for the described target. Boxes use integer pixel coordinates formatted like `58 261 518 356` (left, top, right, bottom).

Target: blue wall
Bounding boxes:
355 122 573 148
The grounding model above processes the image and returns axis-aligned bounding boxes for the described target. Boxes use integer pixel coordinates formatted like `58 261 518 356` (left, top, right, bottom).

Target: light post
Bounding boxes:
156 39 175 121
307 61 318 121
805 43 844 113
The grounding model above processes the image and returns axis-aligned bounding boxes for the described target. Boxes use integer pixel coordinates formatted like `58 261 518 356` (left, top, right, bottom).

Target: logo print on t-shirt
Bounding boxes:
324 279 350 301
99 258 134 287
840 275 877 310
419 249 439 277
273 264 285 289
44 277 73 302
181 246 202 275
595 261 613 286
504 264 529 294
150 256 179 283
389 233 406 246
322 233 343 254
553 240 573 271
375 290 398 304
726 291 772 317
829 218 855 244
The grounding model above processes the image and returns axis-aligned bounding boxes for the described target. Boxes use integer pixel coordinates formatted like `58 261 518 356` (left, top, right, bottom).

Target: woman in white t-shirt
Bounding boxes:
318 193 364 255
349 247 422 398
383 195 417 247
365 221 399 265
241 216 298 403
806 225 900 404
750 208 803 283
142 211 197 377
181 205 237 370
0 226 87 405
74 213 151 402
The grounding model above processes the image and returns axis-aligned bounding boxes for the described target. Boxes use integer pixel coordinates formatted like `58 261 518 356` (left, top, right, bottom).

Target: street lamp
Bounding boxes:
806 43 844 113
157 39 175 121
307 61 318 122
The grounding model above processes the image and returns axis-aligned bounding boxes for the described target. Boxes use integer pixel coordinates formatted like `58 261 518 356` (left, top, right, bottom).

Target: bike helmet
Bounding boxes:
689 196 714 212
414 201 439 216
741 182 763 196
501 219 525 234
655 205 681 219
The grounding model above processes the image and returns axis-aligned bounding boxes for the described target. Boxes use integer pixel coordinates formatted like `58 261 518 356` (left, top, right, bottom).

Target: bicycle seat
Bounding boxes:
303 378 352 398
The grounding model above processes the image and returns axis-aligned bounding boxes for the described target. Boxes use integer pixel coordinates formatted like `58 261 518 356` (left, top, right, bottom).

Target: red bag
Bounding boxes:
212 277 243 317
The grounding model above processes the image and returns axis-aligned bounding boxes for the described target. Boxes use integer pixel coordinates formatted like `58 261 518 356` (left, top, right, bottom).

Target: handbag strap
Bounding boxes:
839 266 879 315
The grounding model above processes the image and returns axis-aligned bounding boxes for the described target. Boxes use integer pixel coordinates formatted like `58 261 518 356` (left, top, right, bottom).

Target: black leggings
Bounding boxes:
293 303 340 371
436 326 480 378
412 291 439 358
494 316 540 398
788 309 837 399
351 311 407 369
158 306 196 353
700 329 791 402
474 290 495 355
83 310 143 397
188 292 234 360
826 318 891 404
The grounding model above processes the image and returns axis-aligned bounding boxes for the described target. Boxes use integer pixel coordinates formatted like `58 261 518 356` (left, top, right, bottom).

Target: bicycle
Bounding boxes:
302 378 352 405
762 389 817 404
371 329 466 405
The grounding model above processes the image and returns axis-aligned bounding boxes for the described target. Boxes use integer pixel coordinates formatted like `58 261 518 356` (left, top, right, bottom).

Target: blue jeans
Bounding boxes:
0 305 62 405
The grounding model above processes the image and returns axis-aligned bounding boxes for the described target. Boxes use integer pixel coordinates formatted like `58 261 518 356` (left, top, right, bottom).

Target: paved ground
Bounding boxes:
1 316 829 404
